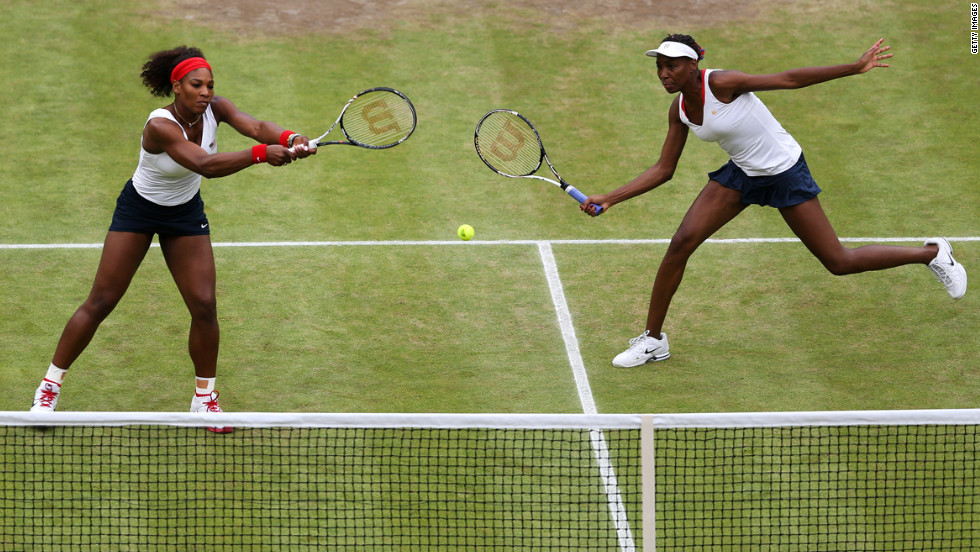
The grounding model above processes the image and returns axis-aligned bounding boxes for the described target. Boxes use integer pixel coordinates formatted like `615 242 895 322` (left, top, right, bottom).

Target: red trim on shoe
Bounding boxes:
35 379 61 409
207 425 234 434
196 391 234 433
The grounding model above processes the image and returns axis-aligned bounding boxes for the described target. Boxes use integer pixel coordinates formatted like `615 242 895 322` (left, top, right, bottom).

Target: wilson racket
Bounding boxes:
474 109 602 214
294 87 416 151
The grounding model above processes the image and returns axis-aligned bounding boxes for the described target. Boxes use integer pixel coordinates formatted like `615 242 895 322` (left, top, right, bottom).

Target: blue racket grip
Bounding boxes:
566 186 603 215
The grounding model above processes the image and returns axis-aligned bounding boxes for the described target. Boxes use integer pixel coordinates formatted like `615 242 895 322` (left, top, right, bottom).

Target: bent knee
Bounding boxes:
81 292 123 321
819 251 859 276
667 230 702 258
186 293 218 321
824 263 852 276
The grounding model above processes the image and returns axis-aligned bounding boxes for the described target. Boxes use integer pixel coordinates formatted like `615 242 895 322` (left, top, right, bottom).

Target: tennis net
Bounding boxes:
1 409 977 551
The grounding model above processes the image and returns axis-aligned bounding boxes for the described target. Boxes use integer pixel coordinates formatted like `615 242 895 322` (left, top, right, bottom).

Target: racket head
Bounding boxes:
335 87 417 149
474 109 545 177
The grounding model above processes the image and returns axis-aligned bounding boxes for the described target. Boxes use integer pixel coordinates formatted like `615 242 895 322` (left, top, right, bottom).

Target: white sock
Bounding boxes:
196 377 216 396
44 363 67 385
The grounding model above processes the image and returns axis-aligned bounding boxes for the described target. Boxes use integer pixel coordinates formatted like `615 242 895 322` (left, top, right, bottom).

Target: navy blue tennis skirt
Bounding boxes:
108 180 210 236
708 153 821 208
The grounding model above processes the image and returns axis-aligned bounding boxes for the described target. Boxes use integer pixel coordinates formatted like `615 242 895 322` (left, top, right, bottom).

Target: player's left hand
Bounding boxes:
266 145 297 166
856 38 892 74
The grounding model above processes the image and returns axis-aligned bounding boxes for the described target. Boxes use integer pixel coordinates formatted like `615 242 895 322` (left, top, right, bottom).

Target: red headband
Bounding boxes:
171 57 212 83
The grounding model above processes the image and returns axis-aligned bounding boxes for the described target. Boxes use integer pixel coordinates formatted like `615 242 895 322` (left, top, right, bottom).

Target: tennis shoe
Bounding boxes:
612 330 670 368
925 238 967 300
30 378 61 412
190 390 234 434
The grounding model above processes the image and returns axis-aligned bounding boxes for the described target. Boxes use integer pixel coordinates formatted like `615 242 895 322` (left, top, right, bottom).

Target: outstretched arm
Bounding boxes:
710 38 892 100
145 96 315 179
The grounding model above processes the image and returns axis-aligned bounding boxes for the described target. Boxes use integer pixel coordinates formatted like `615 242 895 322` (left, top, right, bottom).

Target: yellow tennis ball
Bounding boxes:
457 224 474 241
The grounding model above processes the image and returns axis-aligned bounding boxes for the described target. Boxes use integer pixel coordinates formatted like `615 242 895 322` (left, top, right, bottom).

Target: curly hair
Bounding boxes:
662 34 705 61
140 45 207 98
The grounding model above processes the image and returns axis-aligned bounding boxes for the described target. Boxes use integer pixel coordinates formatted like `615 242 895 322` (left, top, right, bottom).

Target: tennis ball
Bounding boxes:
457 224 474 241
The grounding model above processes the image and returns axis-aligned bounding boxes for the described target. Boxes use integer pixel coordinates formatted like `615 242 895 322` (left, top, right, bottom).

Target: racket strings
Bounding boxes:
341 91 416 147
475 112 543 176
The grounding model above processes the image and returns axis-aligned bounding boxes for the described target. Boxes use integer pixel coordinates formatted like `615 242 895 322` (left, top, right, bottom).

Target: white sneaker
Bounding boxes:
190 390 234 434
30 378 61 412
612 330 671 368
925 238 967 299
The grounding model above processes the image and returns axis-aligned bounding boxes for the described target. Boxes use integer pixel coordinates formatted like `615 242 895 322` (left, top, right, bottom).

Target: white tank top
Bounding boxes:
679 69 802 176
131 105 218 206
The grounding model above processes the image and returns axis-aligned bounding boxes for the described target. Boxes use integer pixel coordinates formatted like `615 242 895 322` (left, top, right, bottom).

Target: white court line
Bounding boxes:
2 236 979 250
7 235 973 552
537 242 596 415
538 242 636 552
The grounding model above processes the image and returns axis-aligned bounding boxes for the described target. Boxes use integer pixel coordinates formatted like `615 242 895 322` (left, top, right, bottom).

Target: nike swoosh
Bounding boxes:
201 223 209 228
644 348 659 355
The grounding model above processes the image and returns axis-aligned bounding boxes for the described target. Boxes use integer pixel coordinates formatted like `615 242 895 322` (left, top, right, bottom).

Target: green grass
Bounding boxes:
5 424 639 551
3 2 977 549
5 422 974 550
0 0 977 418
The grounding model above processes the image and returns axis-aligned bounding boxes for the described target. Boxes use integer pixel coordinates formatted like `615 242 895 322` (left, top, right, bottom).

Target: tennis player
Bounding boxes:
30 46 315 430
583 35 967 368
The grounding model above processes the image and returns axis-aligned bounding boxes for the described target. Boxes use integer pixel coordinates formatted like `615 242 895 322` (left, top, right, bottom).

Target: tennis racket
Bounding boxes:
292 87 416 151
474 109 602 214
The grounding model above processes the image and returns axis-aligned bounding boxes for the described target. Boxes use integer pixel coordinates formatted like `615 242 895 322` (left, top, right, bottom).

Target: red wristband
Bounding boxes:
279 130 295 147
251 144 268 164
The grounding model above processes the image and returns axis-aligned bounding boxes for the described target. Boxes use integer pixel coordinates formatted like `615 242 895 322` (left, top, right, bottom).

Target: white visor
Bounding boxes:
645 41 699 60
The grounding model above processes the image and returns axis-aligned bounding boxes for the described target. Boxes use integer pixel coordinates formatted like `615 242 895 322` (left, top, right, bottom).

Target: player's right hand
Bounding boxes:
582 195 609 217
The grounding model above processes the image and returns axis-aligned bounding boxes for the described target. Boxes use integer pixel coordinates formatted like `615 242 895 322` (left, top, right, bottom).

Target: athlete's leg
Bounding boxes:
159 234 218 379
645 181 748 335
778 197 935 275
51 231 154 369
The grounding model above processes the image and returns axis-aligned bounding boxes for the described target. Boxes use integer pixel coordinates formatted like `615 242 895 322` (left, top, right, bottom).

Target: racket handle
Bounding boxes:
287 143 317 154
566 186 604 215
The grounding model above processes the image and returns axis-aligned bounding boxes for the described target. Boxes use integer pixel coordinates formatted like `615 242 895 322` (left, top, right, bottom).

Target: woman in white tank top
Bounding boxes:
583 35 966 367
30 46 316 430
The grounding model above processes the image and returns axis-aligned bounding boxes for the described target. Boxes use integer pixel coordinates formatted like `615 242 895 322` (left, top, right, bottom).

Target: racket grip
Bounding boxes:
287 143 317 154
566 187 603 215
